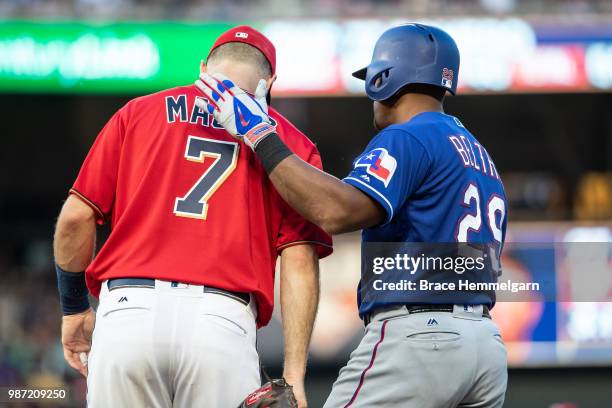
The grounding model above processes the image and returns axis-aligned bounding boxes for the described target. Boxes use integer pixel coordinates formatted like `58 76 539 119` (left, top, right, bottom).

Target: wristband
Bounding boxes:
55 264 90 315
254 132 294 173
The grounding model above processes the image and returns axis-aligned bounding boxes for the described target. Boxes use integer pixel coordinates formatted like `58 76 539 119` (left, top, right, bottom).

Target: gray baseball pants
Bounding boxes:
324 305 507 408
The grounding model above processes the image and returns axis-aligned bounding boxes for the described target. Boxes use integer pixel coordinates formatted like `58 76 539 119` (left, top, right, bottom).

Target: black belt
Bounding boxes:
363 304 491 326
107 278 250 306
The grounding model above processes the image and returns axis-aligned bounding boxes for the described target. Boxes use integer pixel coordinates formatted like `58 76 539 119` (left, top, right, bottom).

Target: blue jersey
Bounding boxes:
343 112 507 316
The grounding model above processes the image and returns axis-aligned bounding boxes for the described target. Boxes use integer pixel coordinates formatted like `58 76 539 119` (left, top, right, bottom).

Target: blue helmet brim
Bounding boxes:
352 66 367 80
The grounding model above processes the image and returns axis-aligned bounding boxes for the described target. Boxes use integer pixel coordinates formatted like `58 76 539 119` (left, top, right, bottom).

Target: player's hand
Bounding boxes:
194 73 276 150
284 377 307 408
61 307 95 377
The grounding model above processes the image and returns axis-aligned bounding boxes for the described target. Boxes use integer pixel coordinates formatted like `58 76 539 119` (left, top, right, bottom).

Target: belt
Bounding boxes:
107 278 251 306
363 304 491 326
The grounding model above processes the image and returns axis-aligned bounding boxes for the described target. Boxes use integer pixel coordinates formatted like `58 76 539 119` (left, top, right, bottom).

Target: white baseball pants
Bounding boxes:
86 280 260 407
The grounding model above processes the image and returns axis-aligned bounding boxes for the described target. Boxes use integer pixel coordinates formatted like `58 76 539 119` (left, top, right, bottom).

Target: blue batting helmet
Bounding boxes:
353 23 460 101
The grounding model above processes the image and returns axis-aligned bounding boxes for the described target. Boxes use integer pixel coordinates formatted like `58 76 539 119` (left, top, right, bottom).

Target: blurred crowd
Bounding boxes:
0 247 87 406
0 0 611 20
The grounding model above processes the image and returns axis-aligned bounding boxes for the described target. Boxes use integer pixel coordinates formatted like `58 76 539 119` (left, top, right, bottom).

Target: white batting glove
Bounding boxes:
195 73 276 150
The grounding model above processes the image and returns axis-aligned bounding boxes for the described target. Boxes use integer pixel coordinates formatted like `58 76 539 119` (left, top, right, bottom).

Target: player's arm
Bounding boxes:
54 195 97 271
53 194 97 377
54 105 125 377
279 244 320 408
268 155 384 234
195 73 385 235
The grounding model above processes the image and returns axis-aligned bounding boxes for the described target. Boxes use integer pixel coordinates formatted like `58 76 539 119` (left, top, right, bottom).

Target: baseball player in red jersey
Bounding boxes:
52 26 332 407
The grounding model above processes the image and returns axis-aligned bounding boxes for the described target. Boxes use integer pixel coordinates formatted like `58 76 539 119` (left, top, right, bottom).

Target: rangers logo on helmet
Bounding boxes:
442 68 454 89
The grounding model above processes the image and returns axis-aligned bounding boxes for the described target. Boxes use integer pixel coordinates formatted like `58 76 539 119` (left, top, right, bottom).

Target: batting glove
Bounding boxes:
195 73 276 150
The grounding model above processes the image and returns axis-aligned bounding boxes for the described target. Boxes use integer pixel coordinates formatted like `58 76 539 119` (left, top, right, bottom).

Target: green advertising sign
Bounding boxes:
0 21 235 94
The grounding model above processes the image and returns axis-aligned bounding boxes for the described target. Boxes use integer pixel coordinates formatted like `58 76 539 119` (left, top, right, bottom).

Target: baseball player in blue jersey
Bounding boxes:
196 23 508 407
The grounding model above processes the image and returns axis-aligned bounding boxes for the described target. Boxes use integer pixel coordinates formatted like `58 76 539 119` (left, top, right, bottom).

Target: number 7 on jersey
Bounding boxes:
174 136 239 219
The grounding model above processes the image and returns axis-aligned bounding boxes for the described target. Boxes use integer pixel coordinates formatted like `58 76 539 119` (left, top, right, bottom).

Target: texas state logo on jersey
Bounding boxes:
354 148 397 187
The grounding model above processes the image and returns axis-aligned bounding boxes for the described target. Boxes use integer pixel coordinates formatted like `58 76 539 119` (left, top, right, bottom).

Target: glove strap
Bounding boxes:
244 122 277 150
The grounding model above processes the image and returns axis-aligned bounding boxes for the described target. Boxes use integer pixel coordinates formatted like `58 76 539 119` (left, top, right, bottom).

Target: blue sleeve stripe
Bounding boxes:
343 177 393 223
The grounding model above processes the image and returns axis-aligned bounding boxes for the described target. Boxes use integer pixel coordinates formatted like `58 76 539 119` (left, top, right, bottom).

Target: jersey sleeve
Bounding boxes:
70 107 127 225
273 113 333 258
276 199 333 258
343 128 431 224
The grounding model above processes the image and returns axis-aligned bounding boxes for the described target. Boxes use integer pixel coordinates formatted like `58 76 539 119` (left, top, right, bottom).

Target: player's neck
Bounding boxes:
392 93 444 124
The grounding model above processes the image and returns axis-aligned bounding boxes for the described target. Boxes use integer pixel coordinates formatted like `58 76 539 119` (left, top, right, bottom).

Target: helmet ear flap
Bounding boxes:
371 69 391 91
364 62 396 100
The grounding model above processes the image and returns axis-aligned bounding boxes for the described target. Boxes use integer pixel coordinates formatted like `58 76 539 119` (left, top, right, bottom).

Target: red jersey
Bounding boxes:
70 85 332 326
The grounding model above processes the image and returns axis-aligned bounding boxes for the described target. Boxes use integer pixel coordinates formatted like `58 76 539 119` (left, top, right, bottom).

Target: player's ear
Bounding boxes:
266 74 277 92
200 60 208 75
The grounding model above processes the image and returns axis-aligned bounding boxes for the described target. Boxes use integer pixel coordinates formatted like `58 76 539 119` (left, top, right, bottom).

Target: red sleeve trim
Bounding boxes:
69 188 107 224
276 240 334 256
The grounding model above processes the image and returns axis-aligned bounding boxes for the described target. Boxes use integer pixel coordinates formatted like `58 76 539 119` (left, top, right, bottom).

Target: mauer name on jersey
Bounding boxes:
448 135 500 180
165 94 224 128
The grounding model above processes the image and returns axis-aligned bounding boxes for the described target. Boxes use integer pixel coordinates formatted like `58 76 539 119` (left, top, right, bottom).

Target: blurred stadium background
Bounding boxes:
0 0 611 407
